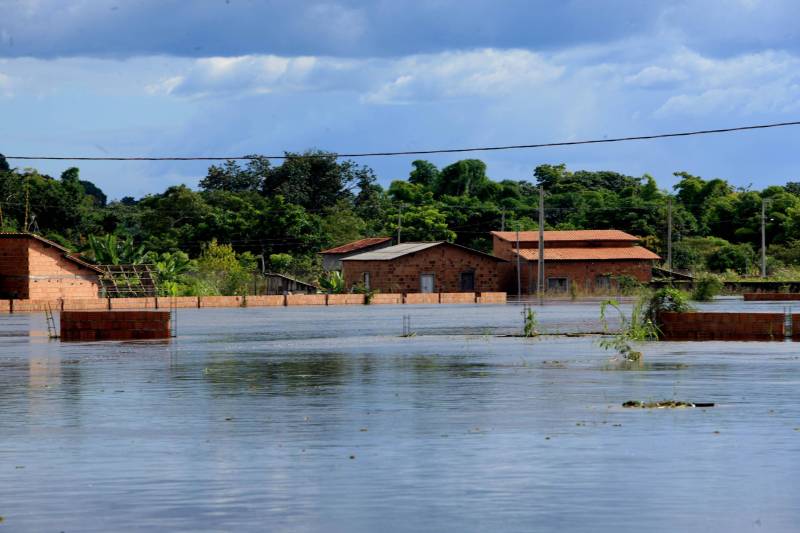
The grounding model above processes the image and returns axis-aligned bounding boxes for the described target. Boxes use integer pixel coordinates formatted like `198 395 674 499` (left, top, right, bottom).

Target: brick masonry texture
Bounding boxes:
660 312 785 340
492 234 655 293
245 295 286 307
2 292 508 313
286 294 327 306
60 311 171 341
370 294 403 305
327 294 366 305
743 293 800 301
343 244 504 293
0 237 100 299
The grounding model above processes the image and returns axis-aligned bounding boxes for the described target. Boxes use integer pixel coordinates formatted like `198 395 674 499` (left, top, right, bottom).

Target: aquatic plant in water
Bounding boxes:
599 295 659 362
522 306 538 337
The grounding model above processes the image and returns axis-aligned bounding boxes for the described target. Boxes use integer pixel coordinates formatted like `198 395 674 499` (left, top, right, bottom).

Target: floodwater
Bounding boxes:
1 299 800 532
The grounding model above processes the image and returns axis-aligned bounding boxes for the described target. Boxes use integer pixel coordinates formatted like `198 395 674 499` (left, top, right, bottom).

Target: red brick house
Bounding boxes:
0 233 102 299
341 242 507 293
319 237 393 271
491 230 660 293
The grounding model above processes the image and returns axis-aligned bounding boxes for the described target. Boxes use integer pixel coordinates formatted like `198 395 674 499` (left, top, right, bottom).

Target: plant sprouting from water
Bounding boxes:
522 306 538 337
598 295 659 363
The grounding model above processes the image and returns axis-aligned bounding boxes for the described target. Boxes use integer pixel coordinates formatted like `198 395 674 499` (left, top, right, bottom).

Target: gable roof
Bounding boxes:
514 246 660 261
319 237 393 255
343 241 507 262
0 232 104 273
491 230 639 243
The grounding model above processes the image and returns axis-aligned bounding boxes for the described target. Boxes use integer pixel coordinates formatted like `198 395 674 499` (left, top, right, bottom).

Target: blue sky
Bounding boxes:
1 0 799 199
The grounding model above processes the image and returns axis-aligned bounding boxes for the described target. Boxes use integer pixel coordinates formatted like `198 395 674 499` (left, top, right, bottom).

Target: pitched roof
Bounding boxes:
0 232 104 273
491 230 639 243
319 237 392 255
514 246 660 261
342 241 507 262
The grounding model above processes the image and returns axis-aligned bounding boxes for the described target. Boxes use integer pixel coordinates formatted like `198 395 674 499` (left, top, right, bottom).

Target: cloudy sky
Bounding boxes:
1 0 799 199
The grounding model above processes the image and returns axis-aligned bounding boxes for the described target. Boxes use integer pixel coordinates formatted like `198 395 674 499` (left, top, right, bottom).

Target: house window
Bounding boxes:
362 272 371 290
460 270 475 291
547 277 568 293
595 275 611 291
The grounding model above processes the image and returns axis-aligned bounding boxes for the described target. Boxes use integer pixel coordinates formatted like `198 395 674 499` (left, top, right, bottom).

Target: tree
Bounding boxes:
199 157 268 193
706 243 755 274
87 234 147 265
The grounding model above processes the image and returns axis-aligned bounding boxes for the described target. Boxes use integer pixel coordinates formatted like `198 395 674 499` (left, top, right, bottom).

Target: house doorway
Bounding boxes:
420 273 435 293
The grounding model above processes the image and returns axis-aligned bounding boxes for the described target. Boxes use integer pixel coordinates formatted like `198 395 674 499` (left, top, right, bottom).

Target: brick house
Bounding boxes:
0 233 102 299
319 237 393 271
341 242 507 293
491 230 660 293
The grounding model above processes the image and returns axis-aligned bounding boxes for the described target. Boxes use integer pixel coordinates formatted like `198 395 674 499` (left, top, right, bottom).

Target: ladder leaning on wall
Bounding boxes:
44 304 59 339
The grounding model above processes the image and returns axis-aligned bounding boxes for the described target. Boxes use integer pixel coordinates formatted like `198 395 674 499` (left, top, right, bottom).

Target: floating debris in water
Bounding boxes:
622 400 715 409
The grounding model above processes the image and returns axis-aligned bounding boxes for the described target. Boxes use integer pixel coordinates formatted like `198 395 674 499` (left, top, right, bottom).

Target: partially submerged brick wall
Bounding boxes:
659 312 785 340
743 293 800 301
0 291 508 313
60 311 171 341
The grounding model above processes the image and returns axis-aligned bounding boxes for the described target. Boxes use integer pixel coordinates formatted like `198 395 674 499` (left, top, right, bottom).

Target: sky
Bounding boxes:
1 0 799 199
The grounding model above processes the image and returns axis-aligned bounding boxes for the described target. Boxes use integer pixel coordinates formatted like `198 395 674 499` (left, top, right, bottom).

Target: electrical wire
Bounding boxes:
3 120 800 161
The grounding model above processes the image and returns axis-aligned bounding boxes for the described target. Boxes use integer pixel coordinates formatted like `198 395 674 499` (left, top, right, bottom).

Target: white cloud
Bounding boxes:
625 66 687 87
363 49 565 104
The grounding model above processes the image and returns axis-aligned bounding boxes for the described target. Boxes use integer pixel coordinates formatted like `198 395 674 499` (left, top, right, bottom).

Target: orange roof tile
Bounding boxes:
514 246 660 261
492 230 639 243
320 237 392 255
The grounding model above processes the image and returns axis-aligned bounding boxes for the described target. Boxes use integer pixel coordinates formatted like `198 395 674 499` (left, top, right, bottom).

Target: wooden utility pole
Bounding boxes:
667 196 673 276
501 210 505 232
515 225 521 299
23 176 29 232
761 198 767 278
538 186 545 296
397 203 403 244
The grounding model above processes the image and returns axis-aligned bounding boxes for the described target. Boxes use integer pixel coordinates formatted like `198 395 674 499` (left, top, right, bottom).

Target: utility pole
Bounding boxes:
515 225 521 300
667 196 673 277
501 210 505 232
397 203 403 244
761 198 767 278
23 176 29 232
538 186 545 297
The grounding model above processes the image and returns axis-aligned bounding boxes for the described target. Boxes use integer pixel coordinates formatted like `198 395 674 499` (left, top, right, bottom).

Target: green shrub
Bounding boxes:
646 287 692 326
692 275 723 301
706 243 755 275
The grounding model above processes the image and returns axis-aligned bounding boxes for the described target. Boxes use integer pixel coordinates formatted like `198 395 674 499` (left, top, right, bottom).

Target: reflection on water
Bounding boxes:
1 302 800 532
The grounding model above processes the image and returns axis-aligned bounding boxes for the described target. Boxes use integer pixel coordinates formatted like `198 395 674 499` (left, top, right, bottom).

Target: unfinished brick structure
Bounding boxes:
0 233 101 300
491 230 660 293
341 242 507 293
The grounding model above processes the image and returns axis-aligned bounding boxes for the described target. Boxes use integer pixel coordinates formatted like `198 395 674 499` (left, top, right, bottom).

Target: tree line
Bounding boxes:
2 150 800 294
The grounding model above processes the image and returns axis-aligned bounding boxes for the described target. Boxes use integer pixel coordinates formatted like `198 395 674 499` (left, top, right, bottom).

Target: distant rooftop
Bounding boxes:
491 230 639 243
319 237 392 255
343 241 506 262
514 246 660 261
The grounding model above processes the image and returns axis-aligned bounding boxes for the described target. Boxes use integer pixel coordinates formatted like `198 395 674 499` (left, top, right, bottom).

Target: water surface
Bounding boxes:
1 301 799 532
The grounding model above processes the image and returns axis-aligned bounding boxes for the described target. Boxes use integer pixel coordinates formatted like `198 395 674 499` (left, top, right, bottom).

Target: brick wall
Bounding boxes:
0 238 30 298
515 260 653 293
60 310 171 341
26 240 100 300
343 244 504 293
327 294 366 305
286 294 326 306
660 312 785 340
743 293 800 301
246 295 286 307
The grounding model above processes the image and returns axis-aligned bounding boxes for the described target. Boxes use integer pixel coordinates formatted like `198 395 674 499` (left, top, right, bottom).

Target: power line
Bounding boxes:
3 120 800 162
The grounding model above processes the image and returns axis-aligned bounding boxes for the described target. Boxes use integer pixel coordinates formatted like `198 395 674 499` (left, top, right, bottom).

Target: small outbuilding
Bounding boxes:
491 230 660 293
0 233 102 300
319 237 393 271
341 241 507 293
263 272 318 295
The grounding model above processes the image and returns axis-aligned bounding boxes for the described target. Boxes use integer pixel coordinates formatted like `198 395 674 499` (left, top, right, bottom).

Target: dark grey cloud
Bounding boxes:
0 0 664 58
